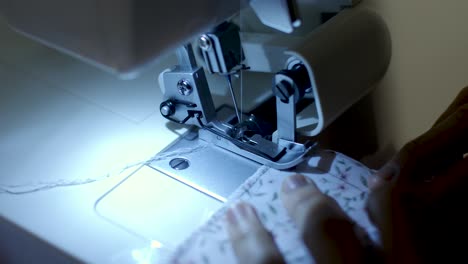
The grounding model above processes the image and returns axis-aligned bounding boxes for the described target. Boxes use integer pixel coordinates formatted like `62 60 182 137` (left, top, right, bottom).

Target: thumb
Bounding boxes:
281 174 370 264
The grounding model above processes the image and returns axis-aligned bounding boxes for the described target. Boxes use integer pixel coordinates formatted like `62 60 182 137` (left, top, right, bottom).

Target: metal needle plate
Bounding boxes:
148 128 260 201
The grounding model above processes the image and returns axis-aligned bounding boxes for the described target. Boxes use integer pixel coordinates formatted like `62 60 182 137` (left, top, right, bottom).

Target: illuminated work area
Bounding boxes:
1 0 467 263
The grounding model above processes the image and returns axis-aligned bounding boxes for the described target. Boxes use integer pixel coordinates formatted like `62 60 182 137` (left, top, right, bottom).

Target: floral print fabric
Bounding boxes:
169 150 377 264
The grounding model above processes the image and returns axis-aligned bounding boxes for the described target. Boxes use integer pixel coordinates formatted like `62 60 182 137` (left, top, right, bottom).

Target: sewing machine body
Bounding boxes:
0 1 390 262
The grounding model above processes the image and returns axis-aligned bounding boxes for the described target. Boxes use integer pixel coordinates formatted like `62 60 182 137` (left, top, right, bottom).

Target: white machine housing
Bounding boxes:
0 1 391 262
0 0 391 191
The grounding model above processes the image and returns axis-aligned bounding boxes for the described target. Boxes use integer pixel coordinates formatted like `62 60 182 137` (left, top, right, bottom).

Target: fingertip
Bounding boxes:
279 175 367 264
225 203 286 264
225 207 238 227
281 174 317 194
280 175 340 236
380 162 400 180
368 173 386 190
368 162 400 190
234 202 259 222
225 202 264 236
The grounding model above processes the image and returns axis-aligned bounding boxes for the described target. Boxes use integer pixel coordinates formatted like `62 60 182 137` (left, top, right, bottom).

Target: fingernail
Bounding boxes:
227 202 258 231
368 174 384 190
368 163 399 189
235 202 251 219
283 174 311 193
225 207 238 226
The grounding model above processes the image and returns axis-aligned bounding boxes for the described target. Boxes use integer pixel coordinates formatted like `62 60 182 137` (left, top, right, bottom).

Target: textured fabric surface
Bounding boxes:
169 149 378 264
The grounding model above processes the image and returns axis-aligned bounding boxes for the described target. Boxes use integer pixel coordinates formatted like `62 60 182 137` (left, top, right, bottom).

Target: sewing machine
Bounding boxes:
0 0 390 262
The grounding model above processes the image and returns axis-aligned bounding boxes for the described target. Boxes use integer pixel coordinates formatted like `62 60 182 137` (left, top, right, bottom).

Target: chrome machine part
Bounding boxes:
169 158 190 170
226 75 242 124
197 106 313 170
273 63 311 143
198 127 312 170
177 79 193 96
176 44 198 71
159 12 315 170
199 22 244 124
198 35 213 52
199 22 245 75
149 128 260 202
160 101 176 117
160 6 391 171
160 44 216 126
194 19 313 169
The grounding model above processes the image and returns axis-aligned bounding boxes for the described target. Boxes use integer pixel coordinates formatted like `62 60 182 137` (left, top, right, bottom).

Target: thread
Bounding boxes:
0 145 207 195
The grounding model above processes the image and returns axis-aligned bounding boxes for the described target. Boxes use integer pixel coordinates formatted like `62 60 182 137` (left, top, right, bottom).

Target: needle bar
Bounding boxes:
226 75 242 123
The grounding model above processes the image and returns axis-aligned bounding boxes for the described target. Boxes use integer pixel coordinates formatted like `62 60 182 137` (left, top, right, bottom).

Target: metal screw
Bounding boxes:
199 35 212 51
169 158 190 170
177 79 193 96
274 80 293 103
247 114 257 122
160 105 172 116
160 100 175 117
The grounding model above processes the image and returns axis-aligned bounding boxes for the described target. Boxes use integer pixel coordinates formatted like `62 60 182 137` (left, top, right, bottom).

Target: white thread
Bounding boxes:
0 145 207 195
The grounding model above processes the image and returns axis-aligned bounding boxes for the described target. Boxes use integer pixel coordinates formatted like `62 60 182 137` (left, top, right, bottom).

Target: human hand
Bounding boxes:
367 86 468 263
226 86 468 264
226 174 377 264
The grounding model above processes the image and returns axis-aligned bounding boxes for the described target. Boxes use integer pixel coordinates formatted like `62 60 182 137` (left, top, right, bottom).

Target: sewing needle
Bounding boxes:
226 75 242 123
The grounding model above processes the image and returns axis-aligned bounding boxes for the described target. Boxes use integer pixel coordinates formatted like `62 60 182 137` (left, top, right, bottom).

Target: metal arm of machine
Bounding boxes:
0 0 391 170
158 4 391 169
